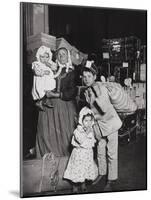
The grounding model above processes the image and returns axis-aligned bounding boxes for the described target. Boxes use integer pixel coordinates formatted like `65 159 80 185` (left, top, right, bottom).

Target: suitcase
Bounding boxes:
21 153 72 196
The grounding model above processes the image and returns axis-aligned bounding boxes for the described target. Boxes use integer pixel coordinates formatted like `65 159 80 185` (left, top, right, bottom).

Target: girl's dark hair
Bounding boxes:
82 113 94 122
81 67 96 76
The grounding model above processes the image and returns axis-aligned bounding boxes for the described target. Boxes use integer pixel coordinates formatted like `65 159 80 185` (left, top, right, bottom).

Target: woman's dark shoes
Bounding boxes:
72 186 79 193
92 175 103 185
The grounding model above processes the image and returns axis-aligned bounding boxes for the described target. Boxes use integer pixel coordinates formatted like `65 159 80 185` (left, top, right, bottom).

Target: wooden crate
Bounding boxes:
26 34 87 65
56 37 73 51
27 32 56 51
71 46 88 66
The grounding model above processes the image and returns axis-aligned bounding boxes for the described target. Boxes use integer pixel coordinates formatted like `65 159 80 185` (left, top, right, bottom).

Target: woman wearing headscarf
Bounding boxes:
35 47 78 157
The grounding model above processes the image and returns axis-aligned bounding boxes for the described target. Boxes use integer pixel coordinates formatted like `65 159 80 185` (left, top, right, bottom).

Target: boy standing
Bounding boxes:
81 61 122 191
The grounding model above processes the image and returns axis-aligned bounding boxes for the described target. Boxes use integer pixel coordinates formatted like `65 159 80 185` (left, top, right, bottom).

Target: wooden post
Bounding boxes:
33 4 49 35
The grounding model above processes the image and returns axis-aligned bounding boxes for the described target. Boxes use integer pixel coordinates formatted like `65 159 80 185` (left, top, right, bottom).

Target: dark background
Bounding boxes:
48 5 147 55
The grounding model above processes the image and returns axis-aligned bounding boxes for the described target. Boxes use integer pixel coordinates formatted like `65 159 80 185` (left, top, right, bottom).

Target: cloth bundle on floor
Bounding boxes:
22 153 71 197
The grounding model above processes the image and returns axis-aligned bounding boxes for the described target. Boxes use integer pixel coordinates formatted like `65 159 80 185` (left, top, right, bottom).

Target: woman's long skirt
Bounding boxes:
36 98 77 158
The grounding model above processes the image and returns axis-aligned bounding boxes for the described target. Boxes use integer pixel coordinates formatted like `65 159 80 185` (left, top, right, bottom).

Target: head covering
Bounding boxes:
78 107 94 126
100 75 106 82
82 60 98 75
124 78 132 88
109 75 115 82
36 45 53 63
56 48 74 73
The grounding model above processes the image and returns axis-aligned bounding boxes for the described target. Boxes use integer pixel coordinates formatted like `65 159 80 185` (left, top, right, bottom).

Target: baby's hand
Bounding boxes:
44 70 50 75
77 125 83 132
45 62 52 68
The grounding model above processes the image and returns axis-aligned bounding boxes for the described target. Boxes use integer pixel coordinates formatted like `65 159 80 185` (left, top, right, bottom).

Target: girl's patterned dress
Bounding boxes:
64 126 98 183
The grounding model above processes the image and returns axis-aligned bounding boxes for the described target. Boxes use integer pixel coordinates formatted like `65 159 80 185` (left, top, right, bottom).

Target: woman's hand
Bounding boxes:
45 62 52 68
45 91 60 98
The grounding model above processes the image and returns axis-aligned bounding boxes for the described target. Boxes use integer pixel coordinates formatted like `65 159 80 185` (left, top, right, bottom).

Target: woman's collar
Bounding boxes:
57 60 74 73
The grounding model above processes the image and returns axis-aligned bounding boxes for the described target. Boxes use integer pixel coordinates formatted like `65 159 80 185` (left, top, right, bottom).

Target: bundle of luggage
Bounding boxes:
22 153 72 197
96 81 137 114
102 36 141 62
27 32 88 65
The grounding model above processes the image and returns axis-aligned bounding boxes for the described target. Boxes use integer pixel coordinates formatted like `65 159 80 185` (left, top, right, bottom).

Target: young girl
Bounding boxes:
63 106 98 193
32 45 63 110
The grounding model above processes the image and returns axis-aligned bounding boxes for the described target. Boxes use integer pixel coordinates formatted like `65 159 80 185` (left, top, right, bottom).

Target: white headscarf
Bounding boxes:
78 107 94 127
56 49 74 73
36 45 53 63
100 75 106 83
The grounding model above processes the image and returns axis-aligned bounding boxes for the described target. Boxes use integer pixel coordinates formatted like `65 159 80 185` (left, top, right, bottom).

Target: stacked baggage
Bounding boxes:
26 32 87 65
22 153 72 197
102 38 125 62
102 36 141 62
101 36 142 84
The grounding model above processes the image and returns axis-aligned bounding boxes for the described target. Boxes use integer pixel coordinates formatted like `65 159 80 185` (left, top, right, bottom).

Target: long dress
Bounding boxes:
35 68 78 157
63 127 98 183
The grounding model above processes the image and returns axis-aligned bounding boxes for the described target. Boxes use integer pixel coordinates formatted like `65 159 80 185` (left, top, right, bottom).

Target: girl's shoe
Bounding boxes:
104 180 117 191
92 175 103 185
81 183 87 192
72 185 79 193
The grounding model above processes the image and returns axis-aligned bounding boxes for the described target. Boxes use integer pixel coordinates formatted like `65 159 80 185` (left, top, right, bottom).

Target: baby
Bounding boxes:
32 46 63 111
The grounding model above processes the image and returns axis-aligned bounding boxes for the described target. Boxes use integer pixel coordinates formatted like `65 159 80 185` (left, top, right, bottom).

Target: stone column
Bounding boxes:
44 5 49 34
33 4 49 35
25 4 51 64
